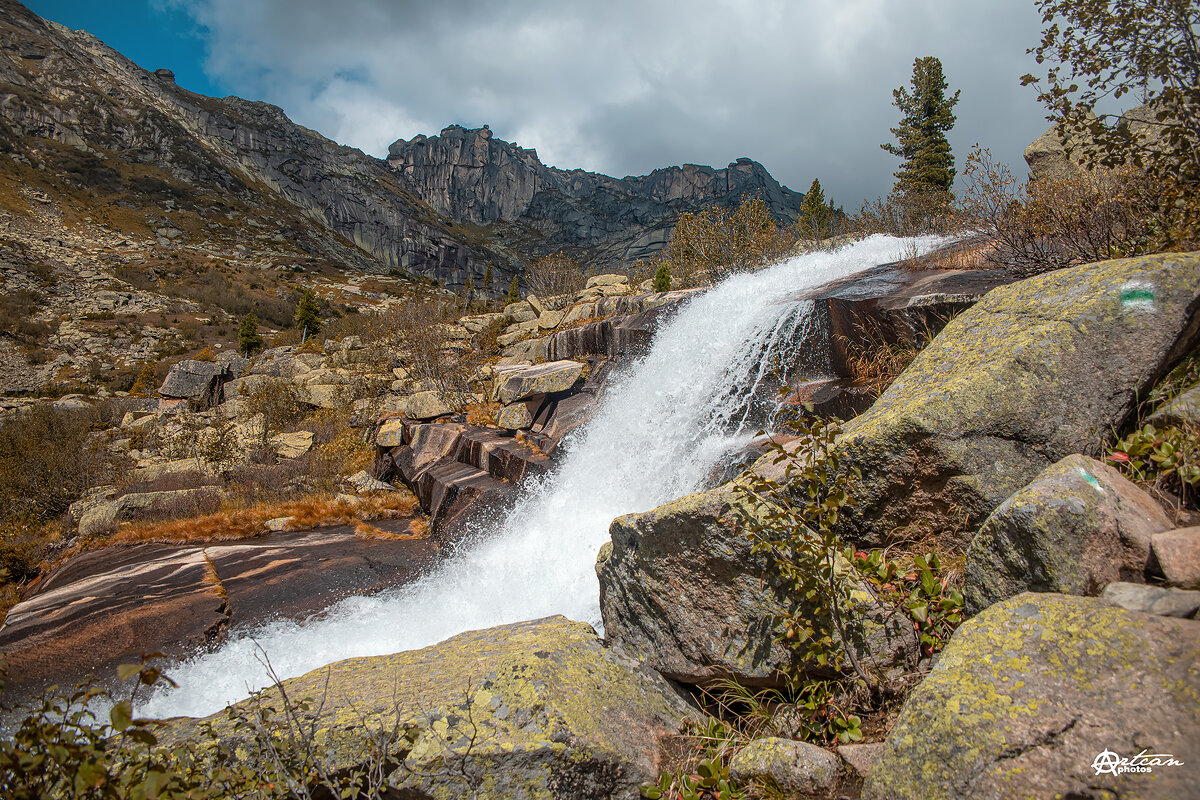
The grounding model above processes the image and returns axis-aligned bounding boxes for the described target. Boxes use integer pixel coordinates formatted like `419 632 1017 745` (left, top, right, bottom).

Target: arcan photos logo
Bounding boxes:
1091 748 1184 776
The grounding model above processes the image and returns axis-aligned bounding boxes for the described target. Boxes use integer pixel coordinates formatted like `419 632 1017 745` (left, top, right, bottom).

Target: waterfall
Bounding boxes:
139 234 945 719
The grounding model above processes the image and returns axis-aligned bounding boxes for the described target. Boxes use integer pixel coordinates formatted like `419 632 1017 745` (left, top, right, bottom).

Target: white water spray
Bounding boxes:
140 235 944 719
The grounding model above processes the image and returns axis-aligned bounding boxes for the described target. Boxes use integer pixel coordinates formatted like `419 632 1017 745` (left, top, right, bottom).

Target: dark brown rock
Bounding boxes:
0 525 439 704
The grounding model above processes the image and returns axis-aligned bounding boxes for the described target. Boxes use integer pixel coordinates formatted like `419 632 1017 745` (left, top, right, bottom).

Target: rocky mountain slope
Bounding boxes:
0 0 806 396
0 0 804 290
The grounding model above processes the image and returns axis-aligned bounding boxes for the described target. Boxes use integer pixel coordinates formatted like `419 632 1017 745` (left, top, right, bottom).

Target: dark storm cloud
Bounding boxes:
172 0 1054 206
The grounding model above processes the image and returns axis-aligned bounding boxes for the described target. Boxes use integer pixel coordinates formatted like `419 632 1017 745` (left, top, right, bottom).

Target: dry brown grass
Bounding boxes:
842 319 942 399
108 492 421 546
352 519 429 541
896 238 993 272
464 401 500 426
201 551 229 602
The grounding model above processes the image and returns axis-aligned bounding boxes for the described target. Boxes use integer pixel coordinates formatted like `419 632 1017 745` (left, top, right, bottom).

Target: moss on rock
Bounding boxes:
863 593 1200 800
837 252 1200 546
166 616 693 799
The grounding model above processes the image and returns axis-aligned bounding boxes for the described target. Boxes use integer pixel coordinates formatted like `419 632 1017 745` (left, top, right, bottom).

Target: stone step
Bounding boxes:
451 427 550 481
412 459 511 534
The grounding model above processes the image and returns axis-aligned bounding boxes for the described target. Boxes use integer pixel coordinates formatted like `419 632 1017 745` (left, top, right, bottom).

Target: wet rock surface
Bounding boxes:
0 524 440 703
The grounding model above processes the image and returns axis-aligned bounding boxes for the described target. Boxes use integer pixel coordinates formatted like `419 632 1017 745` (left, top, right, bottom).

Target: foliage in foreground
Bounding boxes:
1108 346 1200 511
644 410 966 798
1021 0 1200 249
0 656 429 800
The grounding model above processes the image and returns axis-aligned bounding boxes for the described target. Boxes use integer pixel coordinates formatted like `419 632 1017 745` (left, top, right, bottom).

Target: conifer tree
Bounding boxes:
652 261 672 292
294 289 321 340
798 178 834 238
882 57 961 199
506 275 520 305
483 263 493 295
238 312 263 356
463 275 475 310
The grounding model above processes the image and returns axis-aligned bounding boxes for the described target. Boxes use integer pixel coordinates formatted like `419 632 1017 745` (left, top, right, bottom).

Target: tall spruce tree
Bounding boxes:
882 56 961 198
506 275 520 305
294 289 321 340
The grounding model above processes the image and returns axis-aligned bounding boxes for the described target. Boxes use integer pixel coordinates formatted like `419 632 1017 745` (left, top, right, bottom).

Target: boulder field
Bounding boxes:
592 252 1199 798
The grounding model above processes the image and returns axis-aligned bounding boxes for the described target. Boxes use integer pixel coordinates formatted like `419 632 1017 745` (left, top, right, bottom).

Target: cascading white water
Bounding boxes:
139 234 945 719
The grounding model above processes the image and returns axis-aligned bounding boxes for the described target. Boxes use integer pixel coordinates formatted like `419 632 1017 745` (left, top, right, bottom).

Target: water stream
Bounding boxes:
139 234 944 719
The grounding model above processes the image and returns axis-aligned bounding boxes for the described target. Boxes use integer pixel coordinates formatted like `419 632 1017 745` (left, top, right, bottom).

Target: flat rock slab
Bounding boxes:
166 616 693 800
0 526 439 704
863 593 1200 800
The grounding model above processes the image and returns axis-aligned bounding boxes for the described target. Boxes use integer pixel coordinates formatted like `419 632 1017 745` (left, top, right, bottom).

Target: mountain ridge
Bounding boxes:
0 0 805 288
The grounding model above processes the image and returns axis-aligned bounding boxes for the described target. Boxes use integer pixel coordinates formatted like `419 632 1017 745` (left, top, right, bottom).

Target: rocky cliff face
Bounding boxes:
388 124 806 265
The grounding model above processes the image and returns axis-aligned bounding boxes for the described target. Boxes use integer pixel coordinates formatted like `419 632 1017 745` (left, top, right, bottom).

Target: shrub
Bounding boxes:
961 145 1163 275
0 404 124 526
664 197 795 286
850 189 964 238
381 298 474 409
243 377 303 437
0 657 421 800
729 411 871 683
651 261 672 293
524 251 586 300
1111 423 1200 508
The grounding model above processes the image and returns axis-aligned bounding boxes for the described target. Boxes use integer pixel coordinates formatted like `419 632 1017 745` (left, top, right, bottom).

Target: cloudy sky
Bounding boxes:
29 0 1056 206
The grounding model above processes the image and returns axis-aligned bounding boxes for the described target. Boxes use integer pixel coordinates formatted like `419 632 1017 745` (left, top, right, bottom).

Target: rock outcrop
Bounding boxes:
964 454 1173 614
837 252 1200 546
0 1 809 291
863 593 1200 800
167 616 694 800
387 125 806 266
597 485 913 686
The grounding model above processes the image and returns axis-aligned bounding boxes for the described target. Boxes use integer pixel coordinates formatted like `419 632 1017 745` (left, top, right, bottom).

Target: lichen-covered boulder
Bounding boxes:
169 616 693 800
269 430 314 459
964 454 1172 614
838 253 1200 546
157 359 230 405
495 360 585 405
597 486 914 686
862 593 1200 800
728 737 841 798
496 401 533 430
